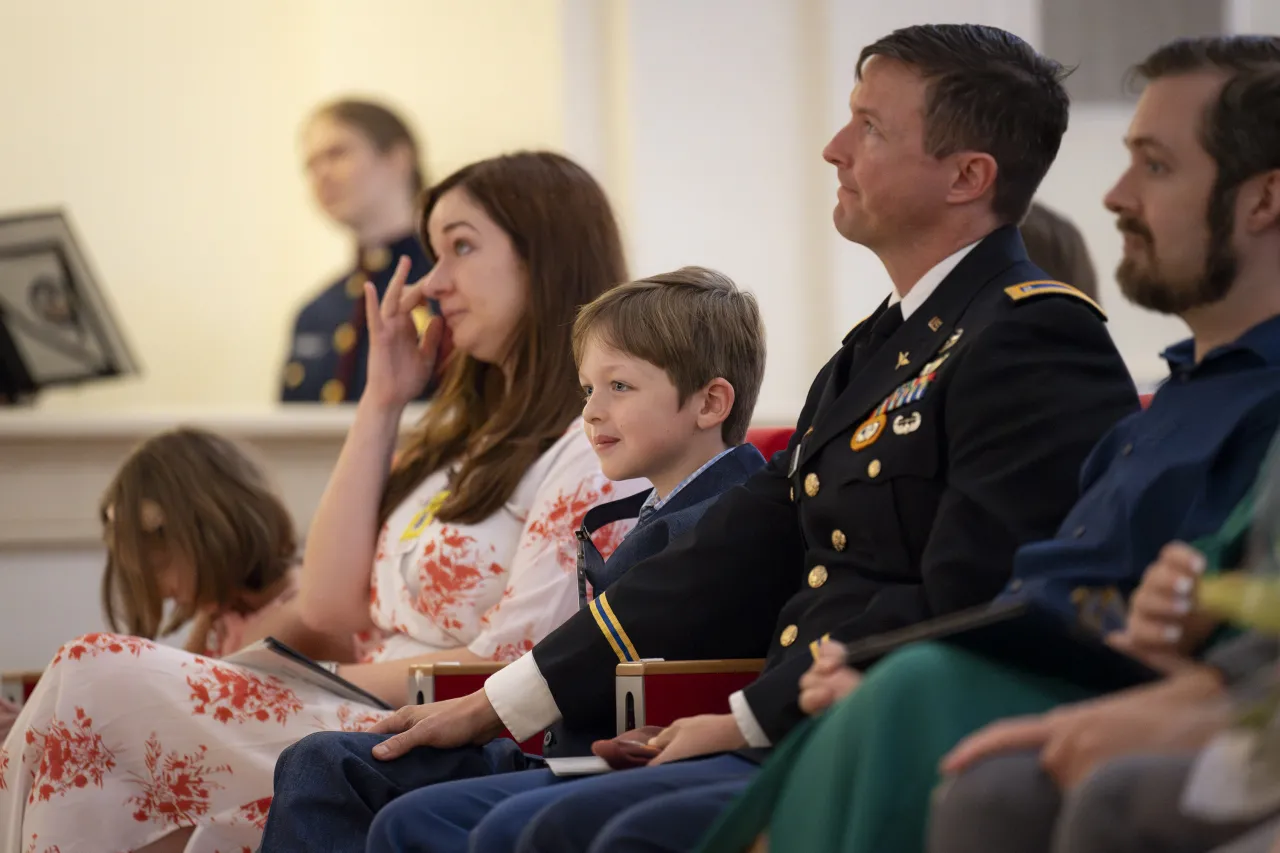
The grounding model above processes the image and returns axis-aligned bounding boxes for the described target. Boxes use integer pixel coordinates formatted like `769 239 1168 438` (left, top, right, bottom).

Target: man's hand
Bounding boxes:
367 689 506 761
647 714 747 766
941 680 1227 790
798 640 861 715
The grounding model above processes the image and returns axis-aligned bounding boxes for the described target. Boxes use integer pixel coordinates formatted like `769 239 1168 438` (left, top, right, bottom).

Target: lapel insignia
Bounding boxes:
893 412 922 435
939 328 964 353
928 316 943 332
870 349 951 419
920 353 950 376
850 413 886 451
896 351 910 369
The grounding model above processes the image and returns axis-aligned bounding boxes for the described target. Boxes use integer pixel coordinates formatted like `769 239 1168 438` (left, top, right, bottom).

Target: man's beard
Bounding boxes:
1116 187 1238 315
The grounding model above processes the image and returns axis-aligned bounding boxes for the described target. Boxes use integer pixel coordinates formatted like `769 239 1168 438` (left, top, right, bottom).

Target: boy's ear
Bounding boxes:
695 378 736 432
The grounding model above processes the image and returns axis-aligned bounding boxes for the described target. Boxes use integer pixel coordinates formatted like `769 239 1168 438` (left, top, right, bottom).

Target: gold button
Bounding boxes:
804 473 820 497
808 566 828 588
780 624 798 647
320 379 346 404
832 529 847 551
283 361 305 389
868 459 881 478
345 273 365 299
333 322 358 355
790 487 795 502
363 246 392 272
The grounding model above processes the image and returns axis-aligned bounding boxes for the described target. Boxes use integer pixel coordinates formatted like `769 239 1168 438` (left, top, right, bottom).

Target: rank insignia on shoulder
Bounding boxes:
1005 280 1106 320
851 413 886 451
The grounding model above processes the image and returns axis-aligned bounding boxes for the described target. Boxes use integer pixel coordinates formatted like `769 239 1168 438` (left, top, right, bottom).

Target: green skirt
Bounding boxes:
695 642 1100 853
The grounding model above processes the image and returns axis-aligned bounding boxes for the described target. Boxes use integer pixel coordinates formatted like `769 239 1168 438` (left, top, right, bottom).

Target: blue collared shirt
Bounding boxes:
1003 313 1280 631
637 447 737 524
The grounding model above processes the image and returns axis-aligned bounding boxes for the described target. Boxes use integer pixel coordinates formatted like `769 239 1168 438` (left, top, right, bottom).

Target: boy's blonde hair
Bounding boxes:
100 427 297 639
572 266 766 445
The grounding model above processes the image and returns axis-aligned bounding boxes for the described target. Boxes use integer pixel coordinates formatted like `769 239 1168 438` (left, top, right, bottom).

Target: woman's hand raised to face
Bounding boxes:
362 255 446 411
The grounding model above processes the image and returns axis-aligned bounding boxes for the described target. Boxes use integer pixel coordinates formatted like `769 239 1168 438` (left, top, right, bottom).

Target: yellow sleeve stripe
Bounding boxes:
590 592 639 662
1004 280 1106 319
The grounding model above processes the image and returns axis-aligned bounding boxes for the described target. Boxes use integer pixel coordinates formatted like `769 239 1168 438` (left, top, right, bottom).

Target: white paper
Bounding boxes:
545 756 613 777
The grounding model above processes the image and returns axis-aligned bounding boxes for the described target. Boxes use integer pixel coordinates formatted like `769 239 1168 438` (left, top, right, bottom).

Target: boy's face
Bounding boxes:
578 337 704 486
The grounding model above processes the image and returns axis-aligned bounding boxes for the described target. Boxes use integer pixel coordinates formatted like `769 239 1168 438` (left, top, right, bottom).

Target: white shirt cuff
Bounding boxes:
729 689 772 748
482 651 563 742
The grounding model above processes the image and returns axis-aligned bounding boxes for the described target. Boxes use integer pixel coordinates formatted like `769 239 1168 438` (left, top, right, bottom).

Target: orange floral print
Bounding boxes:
332 704 386 733
525 481 616 571
489 637 535 662
126 733 232 826
25 707 116 804
24 835 60 853
184 659 303 725
50 633 154 667
235 796 273 830
413 527 503 630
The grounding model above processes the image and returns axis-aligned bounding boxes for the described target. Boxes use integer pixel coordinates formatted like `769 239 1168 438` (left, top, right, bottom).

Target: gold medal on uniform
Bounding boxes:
850 413 886 451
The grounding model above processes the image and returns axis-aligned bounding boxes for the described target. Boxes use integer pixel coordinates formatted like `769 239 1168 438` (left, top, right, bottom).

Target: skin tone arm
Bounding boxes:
296 257 444 636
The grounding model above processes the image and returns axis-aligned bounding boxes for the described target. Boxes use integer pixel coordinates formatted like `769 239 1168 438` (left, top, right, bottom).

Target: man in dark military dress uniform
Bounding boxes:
281 236 434 403
250 24 1139 853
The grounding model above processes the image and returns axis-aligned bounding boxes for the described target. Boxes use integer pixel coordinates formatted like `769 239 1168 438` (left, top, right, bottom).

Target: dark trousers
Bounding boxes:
258 731 536 853
368 752 755 853
928 750 1277 853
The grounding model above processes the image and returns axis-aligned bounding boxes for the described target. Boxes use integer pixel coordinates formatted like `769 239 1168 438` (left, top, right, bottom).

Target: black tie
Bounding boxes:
845 303 904 381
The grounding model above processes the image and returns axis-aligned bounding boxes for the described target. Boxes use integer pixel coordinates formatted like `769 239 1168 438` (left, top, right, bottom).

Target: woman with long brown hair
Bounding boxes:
0 152 642 853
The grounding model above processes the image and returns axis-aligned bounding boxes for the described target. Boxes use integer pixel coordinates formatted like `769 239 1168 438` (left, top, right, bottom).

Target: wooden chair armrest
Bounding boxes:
406 661 508 706
614 660 767 732
2 670 44 705
614 659 765 677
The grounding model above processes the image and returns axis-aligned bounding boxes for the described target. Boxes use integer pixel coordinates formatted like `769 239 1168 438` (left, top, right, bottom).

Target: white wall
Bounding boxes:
2 0 564 413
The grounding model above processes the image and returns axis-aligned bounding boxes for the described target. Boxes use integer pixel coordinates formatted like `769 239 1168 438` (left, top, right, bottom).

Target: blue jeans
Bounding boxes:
368 753 757 853
258 731 536 853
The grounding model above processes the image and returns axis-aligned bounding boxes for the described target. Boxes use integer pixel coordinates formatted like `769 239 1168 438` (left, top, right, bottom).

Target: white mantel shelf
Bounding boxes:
0 405 426 551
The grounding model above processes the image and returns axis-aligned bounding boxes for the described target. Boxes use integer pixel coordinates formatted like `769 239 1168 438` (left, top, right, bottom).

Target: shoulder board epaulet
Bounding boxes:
1004 280 1106 320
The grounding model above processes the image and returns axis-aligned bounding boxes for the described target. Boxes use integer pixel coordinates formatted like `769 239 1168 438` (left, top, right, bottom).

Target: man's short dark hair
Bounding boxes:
1132 35 1280 86
856 24 1070 225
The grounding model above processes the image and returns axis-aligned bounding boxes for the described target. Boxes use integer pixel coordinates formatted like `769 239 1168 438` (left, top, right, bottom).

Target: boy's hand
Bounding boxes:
799 640 861 715
647 714 747 765
367 690 505 760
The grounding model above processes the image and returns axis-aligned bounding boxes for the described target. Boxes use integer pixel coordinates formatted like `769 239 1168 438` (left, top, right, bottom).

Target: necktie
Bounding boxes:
843 303 905 385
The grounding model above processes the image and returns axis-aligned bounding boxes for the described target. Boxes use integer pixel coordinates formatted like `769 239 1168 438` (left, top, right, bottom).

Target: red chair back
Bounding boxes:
746 427 794 461
432 668 544 755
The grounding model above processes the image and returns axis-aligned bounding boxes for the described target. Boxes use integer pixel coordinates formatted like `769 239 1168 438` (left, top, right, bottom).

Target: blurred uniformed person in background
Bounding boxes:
282 98 437 404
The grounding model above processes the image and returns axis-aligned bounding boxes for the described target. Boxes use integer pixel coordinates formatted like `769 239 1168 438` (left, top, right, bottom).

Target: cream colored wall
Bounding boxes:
1 0 564 411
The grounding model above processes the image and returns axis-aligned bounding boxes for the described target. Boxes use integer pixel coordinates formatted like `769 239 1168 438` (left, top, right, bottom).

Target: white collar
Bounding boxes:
887 240 980 320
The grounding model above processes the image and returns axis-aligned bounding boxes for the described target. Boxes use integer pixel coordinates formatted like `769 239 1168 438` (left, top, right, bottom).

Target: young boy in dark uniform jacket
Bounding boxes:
259 265 771 850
